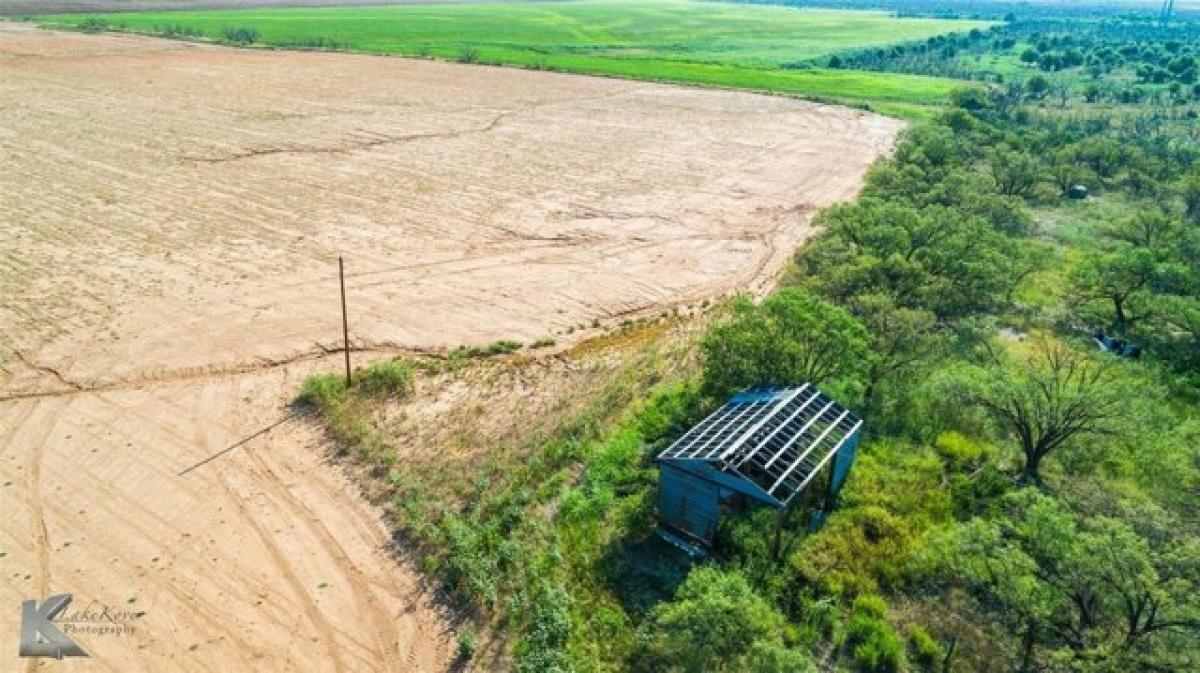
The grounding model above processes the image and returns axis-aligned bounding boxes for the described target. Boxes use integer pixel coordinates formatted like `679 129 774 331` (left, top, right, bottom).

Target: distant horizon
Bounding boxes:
2 0 1198 16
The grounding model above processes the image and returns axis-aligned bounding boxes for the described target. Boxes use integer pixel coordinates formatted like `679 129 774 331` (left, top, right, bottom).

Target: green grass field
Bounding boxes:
38 1 991 118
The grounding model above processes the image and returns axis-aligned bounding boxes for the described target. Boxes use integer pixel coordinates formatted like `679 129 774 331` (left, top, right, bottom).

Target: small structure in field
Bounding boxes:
655 385 862 551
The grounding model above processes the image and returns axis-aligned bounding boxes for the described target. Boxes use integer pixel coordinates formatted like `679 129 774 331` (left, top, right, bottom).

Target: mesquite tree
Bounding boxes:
955 340 1124 483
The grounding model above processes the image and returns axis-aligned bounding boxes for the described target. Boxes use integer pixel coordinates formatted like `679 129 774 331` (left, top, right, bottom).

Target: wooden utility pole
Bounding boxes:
339 256 351 387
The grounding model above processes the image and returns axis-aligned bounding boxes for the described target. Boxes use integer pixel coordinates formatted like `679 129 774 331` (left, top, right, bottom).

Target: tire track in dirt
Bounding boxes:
241 445 404 670
1 23 899 672
193 385 348 673
9 399 57 673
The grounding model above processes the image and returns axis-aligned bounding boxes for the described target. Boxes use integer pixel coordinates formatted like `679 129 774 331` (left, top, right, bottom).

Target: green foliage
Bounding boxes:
38 4 989 116
154 24 203 39
791 505 921 598
354 358 414 398
456 46 480 63
933 431 988 468
701 288 869 399
907 623 942 668
921 490 1200 671
451 339 523 359
845 595 906 673
949 463 1012 520
298 359 415 407
220 27 259 45
634 567 795 673
944 339 1126 482
516 584 572 673
739 640 818 673
77 16 108 32
295 372 346 410
456 629 477 660
1069 245 1162 332
799 197 1017 320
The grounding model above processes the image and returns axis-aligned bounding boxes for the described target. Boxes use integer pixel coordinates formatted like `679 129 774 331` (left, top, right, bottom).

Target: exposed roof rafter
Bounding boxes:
658 385 861 506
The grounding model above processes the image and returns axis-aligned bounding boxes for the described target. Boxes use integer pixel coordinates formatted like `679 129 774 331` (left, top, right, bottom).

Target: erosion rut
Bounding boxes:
0 22 901 671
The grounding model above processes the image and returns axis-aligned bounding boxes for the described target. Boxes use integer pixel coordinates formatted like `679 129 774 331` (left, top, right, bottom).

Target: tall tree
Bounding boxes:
928 491 1200 671
800 200 1013 319
989 149 1044 198
1069 246 1161 332
952 339 1124 483
702 289 869 399
849 293 943 414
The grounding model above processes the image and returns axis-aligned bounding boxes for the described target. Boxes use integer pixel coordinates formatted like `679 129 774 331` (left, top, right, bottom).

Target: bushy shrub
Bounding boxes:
791 505 924 598
154 23 202 38
450 339 523 359
355 358 414 398
845 595 905 673
701 289 869 400
949 463 1012 519
221 27 259 45
457 629 477 660
852 594 888 619
634 567 788 672
933 431 989 468
295 373 346 410
79 17 109 32
631 382 702 446
907 623 941 668
516 584 572 673
739 641 818 673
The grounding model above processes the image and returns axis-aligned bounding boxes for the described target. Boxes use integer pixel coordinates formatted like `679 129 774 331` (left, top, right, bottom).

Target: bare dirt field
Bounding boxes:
0 22 901 672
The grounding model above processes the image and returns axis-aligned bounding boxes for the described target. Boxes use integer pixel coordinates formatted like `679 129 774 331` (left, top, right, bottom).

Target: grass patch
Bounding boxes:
37 1 989 117
450 339 523 360
355 358 415 398
297 321 705 669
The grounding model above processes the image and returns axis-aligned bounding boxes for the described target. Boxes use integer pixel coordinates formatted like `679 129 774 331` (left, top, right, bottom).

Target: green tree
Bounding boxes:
1069 246 1160 332
1026 74 1051 99
634 567 793 672
1049 151 1092 196
950 340 1124 483
989 149 1044 198
800 200 1014 319
926 491 1200 671
702 289 869 398
849 293 943 414
1176 174 1200 222
1099 210 1183 252
1073 137 1125 179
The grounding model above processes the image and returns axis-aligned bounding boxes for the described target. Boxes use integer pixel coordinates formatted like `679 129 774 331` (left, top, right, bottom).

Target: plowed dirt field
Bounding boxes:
0 22 900 672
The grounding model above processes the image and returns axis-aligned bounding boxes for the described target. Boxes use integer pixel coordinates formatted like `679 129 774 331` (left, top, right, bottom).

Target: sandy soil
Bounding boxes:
0 22 901 672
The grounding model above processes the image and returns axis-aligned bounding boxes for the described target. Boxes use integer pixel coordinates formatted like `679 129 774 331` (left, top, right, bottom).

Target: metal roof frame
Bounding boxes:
658 385 862 507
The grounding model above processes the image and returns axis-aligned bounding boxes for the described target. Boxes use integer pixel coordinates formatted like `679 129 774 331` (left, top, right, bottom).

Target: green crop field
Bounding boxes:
37 1 992 118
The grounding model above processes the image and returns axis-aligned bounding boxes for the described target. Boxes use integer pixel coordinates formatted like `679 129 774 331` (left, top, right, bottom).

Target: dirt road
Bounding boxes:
0 23 901 671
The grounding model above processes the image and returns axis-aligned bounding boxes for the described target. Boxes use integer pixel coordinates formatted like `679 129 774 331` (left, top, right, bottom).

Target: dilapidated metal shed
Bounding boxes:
656 384 862 547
